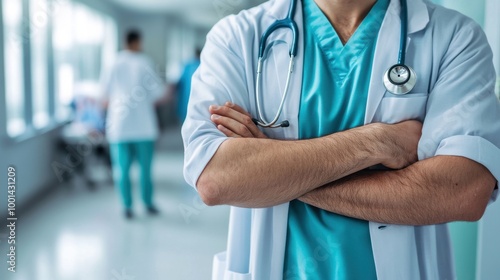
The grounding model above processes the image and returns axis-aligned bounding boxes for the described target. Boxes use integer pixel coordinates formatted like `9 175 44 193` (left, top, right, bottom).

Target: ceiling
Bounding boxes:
109 0 266 27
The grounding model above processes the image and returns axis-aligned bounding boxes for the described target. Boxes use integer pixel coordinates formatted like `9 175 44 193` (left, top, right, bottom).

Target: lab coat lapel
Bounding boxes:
259 0 303 141
365 0 429 124
283 0 304 140
248 0 304 279
272 3 304 278
406 0 430 34
368 0 430 278
269 0 290 20
365 0 402 124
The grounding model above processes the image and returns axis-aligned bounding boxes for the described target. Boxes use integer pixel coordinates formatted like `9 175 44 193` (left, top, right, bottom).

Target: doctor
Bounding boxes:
102 30 164 218
183 0 500 279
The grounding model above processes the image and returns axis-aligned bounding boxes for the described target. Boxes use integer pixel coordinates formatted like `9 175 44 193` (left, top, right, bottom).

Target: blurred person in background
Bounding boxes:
100 30 165 219
174 48 201 123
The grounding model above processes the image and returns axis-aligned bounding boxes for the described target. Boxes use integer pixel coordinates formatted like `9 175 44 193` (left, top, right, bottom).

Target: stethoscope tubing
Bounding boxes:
254 56 294 128
254 0 415 128
398 0 408 65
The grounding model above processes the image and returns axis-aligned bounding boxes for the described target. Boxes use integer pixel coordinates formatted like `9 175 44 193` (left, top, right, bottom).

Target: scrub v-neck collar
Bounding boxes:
302 0 390 85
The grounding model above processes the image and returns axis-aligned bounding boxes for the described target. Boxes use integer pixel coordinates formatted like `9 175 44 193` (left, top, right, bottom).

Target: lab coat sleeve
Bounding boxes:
418 20 500 202
182 17 250 189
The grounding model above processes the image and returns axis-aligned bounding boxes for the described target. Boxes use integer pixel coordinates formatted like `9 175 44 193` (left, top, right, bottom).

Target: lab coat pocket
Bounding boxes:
212 252 252 280
373 93 429 124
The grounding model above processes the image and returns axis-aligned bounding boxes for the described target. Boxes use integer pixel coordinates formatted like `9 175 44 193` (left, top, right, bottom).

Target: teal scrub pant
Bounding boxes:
109 141 155 209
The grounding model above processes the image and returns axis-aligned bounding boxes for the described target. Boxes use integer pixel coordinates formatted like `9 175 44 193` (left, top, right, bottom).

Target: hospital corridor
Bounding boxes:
0 127 230 280
1 0 500 279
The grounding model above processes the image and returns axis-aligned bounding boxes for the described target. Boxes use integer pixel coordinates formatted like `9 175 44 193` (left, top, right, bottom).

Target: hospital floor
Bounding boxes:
0 126 230 280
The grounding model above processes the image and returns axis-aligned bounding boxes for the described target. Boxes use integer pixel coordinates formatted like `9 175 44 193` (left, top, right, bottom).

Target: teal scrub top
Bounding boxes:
283 0 389 279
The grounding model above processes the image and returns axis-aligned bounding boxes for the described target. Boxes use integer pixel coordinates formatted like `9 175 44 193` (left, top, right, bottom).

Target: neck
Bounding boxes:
314 0 377 43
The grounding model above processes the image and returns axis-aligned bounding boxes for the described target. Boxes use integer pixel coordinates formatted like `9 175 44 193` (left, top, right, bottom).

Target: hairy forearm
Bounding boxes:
197 123 388 207
299 156 496 225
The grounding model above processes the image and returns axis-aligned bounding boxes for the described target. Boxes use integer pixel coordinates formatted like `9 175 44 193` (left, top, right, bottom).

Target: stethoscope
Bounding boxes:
253 0 416 128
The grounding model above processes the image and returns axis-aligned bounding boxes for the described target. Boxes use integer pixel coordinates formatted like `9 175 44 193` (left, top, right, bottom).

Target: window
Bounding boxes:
52 0 74 121
1 0 117 138
52 1 117 120
2 0 26 137
101 17 118 82
72 3 106 100
31 0 50 128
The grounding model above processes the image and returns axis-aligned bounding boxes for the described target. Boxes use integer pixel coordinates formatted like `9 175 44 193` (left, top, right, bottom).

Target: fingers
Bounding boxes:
209 103 266 138
211 113 254 138
224 102 268 138
225 102 251 117
217 124 240 138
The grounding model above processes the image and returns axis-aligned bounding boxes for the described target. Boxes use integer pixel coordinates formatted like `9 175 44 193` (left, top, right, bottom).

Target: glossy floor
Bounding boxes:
0 129 229 280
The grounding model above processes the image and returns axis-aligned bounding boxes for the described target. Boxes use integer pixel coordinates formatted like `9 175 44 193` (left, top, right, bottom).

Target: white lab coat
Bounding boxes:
182 0 500 279
101 50 164 142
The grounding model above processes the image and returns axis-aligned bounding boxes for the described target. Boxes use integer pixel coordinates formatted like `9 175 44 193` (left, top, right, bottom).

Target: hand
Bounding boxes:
209 102 267 138
379 120 422 169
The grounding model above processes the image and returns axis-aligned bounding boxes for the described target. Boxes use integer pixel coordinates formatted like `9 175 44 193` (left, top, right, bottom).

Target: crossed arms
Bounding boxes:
196 103 496 226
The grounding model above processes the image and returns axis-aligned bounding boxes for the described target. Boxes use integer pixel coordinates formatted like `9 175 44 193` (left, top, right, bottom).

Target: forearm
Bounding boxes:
299 156 496 225
198 123 387 207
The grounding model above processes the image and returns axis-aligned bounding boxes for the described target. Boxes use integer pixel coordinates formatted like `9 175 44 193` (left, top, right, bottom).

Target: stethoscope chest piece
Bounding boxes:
383 64 417 95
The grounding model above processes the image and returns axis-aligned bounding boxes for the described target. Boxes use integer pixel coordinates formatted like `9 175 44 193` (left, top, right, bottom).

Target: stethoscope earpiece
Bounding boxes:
383 64 417 95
